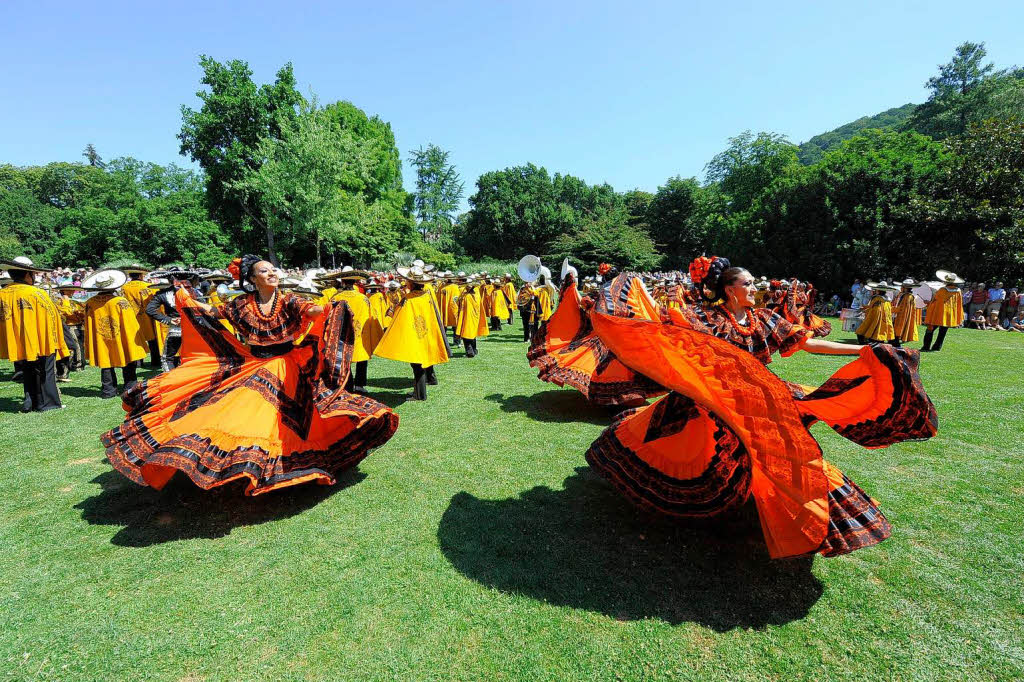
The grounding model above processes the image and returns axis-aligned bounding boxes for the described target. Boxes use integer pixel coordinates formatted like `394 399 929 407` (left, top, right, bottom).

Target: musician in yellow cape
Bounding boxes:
487 277 511 330
517 280 541 342
120 264 163 367
455 277 489 357
82 269 148 399
922 270 965 353
892 278 921 346
501 275 516 325
0 256 69 411
330 267 377 394
437 273 461 343
374 265 451 400
54 283 86 380
536 273 555 322
856 281 897 344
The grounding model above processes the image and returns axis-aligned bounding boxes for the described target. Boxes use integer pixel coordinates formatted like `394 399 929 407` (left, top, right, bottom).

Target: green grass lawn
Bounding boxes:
1 321 1022 681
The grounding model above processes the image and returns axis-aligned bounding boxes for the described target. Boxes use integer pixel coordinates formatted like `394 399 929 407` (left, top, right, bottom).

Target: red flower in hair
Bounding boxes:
227 257 242 281
597 263 613 276
688 256 713 284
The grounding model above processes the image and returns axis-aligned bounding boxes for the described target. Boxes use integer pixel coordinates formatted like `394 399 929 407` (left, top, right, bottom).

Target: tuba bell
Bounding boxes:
517 255 542 283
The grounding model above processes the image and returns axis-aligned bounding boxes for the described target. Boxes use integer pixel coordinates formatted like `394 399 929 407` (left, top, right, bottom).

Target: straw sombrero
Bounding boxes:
82 269 128 291
866 280 898 292
119 264 151 275
396 265 435 283
0 256 51 273
935 270 965 285
338 266 372 281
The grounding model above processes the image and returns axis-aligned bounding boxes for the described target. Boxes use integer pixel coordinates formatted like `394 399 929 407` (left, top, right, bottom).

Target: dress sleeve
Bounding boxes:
284 292 316 320
760 309 812 357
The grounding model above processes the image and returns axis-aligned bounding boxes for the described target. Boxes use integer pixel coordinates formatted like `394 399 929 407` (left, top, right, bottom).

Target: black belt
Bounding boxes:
250 341 294 358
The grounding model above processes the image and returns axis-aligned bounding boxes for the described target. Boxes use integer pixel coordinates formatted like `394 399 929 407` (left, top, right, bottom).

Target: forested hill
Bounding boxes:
797 103 917 164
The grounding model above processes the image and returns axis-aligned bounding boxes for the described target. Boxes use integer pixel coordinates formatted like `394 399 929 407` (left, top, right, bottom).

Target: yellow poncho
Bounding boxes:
438 283 460 327
84 293 148 368
367 292 389 345
455 287 489 340
924 287 964 328
0 283 70 361
856 294 895 342
122 279 161 343
489 285 511 319
56 295 85 326
537 286 554 322
373 290 450 368
502 282 517 311
892 291 920 342
332 289 376 361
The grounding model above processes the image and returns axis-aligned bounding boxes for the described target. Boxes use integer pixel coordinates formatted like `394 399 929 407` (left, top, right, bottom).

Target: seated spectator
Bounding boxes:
1008 311 1024 332
987 310 1004 331
968 309 988 330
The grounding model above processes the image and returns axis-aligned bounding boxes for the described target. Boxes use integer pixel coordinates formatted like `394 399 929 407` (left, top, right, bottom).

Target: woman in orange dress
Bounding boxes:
582 256 937 559
527 269 665 407
102 255 398 496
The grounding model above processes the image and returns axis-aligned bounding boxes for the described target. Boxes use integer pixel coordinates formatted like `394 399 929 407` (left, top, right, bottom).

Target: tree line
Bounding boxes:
1 42 1021 293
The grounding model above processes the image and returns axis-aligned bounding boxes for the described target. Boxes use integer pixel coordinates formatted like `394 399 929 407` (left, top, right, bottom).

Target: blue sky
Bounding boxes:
3 0 1023 210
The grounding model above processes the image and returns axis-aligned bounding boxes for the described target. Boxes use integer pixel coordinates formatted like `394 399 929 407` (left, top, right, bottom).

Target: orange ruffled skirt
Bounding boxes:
583 312 937 559
527 274 665 407
102 297 398 496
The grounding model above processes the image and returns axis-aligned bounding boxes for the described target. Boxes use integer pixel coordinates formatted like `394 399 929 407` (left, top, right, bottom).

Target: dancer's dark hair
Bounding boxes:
239 254 264 292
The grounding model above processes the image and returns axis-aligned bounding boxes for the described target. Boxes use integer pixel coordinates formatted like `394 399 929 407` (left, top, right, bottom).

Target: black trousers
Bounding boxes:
921 326 949 352
345 360 368 392
19 355 62 412
507 311 514 325
522 316 536 342
100 364 138 399
74 328 87 369
463 337 478 357
426 365 438 385
411 363 427 400
161 334 182 372
57 324 82 379
147 339 161 367
489 316 501 331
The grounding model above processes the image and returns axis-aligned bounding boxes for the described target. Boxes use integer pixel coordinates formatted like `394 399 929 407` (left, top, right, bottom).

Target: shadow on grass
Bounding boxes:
60 385 108 399
0 395 24 413
484 390 611 426
75 468 364 547
438 467 822 630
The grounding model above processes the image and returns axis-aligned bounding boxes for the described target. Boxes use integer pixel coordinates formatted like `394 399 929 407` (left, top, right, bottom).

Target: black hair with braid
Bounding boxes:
239 254 265 292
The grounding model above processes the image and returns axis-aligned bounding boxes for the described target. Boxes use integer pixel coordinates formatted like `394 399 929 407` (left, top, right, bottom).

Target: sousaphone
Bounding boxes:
517 255 542 283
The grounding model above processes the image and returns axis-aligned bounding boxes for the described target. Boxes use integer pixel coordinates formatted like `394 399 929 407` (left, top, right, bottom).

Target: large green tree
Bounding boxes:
178 56 304 261
409 144 464 248
234 99 416 268
704 131 800 215
905 41 1023 139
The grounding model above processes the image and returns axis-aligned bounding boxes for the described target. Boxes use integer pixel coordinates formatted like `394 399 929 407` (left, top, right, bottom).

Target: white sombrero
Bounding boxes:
82 269 128 291
397 265 435 283
0 256 51 273
935 270 965 285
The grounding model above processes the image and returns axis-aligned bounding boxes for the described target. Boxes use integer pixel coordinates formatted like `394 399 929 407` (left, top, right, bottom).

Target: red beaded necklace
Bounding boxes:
719 305 760 337
252 289 280 321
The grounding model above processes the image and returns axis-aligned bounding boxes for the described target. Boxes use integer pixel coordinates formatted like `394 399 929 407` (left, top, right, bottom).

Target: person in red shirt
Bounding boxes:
967 283 988 323
1001 287 1019 324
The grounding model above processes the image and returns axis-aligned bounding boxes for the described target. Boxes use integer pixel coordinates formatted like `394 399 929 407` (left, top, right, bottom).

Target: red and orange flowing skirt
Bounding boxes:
527 274 665 407
102 298 398 496
583 312 937 559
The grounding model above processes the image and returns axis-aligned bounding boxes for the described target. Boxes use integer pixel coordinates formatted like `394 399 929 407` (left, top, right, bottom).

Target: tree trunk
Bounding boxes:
265 224 279 266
